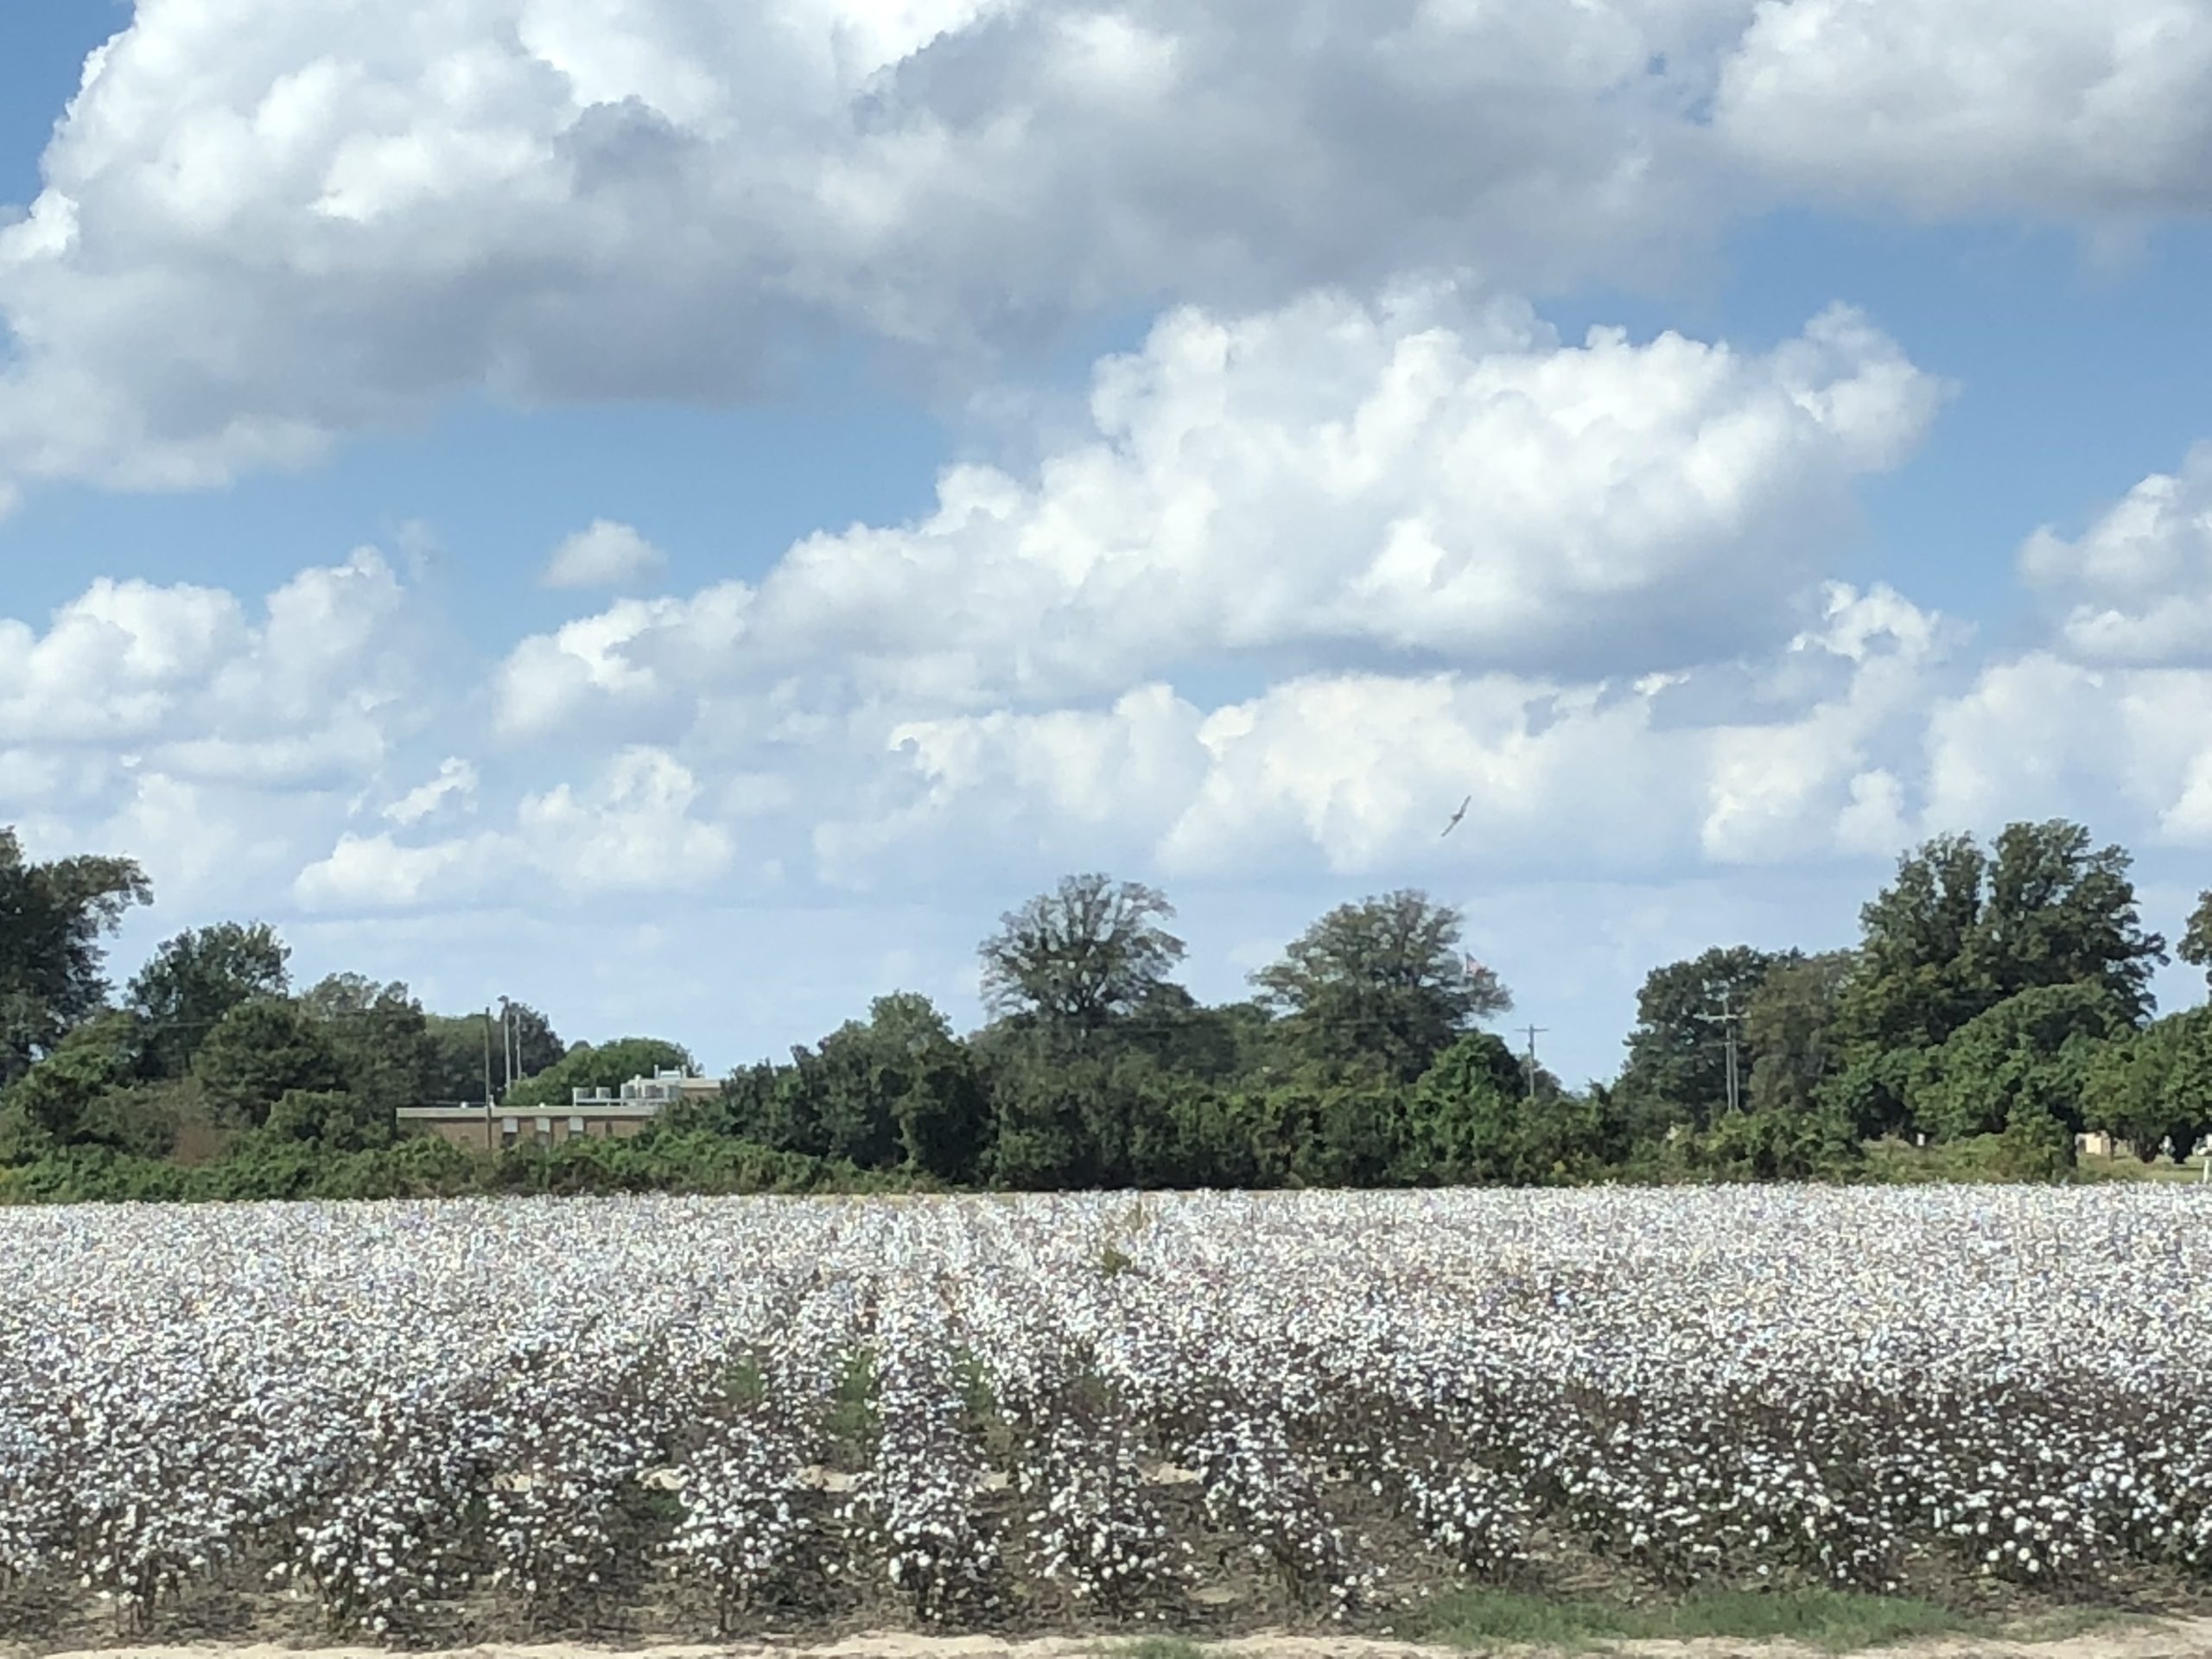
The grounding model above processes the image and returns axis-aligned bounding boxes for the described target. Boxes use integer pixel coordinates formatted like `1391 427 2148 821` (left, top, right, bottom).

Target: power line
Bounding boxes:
1694 989 1744 1116
1517 1023 1547 1099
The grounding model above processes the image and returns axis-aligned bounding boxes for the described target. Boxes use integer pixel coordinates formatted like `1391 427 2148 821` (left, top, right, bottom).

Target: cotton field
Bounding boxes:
1 1187 2209 1644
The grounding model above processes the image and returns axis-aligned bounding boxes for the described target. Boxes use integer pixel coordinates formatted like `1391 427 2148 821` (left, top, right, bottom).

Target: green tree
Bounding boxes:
707 1058 829 1158
423 1013 497 1105
978 874 1186 1045
784 994 975 1172
302 974 439 1116
1822 1044 1940 1142
981 1042 1108 1188
1995 1097 2075 1180
1125 1075 1268 1188
1839 831 1996 1055
970 1018 1195 1189
1745 950 1853 1116
1832 823 2164 1137
1616 946 1783 1133
1121 985 1283 1083
419 997 569 1098
1977 820 2166 1016
2082 1008 2212 1163
0 1010 144 1154
1916 982 2127 1142
265 1087 397 1154
1685 1098 1862 1182
1251 1076 1406 1187
128 921 292 1081
192 999 343 1128
2182 890 2212 992
866 992 992 1182
72 1082 190 1162
692 1058 780 1140
1252 890 1510 1084
1402 1032 1597 1184
0 828 150 1084
498 1000 568 1080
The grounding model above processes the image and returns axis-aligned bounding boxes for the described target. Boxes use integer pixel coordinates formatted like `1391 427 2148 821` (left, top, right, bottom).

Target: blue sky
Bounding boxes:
3 0 2210 1089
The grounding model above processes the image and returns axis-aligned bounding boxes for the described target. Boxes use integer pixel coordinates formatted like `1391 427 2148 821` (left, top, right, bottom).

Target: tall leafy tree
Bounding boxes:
0 828 150 1084
2182 890 2212 992
128 921 291 1081
1251 889 1510 1084
1839 831 1994 1054
1401 1032 1595 1184
423 1014 497 1105
2082 1008 2212 1163
0 1010 143 1153
1976 820 2166 1017
302 975 440 1116
1120 985 1283 1083
1687 1096 1863 1182
1916 982 2128 1142
1833 822 2165 1137
832 991 994 1181
192 999 344 1128
1744 950 1853 1116
75 1077 199 1162
1249 1076 1406 1187
498 1000 568 1081
785 994 974 1172
415 1003 571 1106
978 874 1186 1042
1616 946 1784 1132
978 1041 1111 1189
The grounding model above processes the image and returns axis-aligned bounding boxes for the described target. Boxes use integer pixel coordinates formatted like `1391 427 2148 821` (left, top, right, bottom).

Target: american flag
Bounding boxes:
1462 954 1486 979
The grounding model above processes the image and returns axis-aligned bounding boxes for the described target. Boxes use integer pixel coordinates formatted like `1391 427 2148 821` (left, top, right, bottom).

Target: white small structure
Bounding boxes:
570 1066 720 1109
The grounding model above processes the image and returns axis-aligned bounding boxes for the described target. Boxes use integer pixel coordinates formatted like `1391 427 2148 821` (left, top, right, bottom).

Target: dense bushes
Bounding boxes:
4 818 2209 1207
0 1125 919 1206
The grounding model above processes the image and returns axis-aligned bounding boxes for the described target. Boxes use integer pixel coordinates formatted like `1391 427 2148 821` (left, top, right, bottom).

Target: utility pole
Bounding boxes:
1518 1024 1547 1099
499 997 514 1098
1695 988 1744 1116
481 1007 495 1153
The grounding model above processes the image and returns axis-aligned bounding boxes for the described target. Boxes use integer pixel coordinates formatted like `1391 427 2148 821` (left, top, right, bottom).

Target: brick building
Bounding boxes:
398 1067 721 1153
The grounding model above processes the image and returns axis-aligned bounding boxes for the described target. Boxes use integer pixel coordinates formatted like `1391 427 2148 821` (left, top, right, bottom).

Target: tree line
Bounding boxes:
2 818 2208 1204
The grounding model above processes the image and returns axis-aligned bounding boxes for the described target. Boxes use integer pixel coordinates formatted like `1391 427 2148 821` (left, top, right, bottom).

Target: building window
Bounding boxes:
569 1116 585 1138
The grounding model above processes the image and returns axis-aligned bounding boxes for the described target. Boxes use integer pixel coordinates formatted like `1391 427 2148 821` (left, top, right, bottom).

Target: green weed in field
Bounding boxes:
1095 1637 1204 1659
1417 1585 1974 1653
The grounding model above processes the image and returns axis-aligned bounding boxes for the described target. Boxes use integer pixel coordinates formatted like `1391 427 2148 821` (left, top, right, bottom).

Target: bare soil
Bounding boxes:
15 1625 2212 1659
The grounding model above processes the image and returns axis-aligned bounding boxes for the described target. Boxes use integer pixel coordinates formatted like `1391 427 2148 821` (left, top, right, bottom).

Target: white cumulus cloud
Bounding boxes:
0 549 429 785
493 287 1945 737
810 582 1955 887
0 0 1746 501
0 0 2200 507
296 746 735 912
1713 0 2212 216
383 757 480 825
2018 442 2212 666
539 519 668 590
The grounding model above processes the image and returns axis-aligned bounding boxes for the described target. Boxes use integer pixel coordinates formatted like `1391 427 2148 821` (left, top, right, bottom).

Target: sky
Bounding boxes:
3 0 2211 1090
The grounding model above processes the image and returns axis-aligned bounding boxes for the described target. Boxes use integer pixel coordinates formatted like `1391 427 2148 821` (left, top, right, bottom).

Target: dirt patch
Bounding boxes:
12 1624 2212 1659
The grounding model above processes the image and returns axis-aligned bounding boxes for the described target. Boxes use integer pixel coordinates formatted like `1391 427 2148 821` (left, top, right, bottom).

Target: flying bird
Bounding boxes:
1441 795 1471 836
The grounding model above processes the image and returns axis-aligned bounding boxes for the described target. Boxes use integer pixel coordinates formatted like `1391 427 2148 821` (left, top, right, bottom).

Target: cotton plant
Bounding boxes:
0 1185 2206 1640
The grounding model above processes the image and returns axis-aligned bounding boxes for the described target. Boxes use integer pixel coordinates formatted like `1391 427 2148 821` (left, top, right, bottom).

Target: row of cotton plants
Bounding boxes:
0 1187 2206 1641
